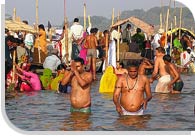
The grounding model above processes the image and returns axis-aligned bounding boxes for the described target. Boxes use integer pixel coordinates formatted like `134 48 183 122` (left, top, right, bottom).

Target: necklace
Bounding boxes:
126 75 138 92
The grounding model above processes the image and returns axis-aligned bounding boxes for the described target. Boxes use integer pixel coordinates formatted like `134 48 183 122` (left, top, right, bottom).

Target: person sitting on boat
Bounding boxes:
113 64 152 116
114 61 128 77
15 64 41 92
163 55 184 93
43 48 61 72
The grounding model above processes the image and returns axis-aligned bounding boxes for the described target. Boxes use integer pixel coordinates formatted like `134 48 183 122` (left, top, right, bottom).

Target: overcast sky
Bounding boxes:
5 0 187 26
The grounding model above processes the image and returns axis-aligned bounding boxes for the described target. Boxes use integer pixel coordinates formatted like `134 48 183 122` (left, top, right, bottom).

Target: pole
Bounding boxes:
111 8 114 26
65 18 69 63
84 3 86 31
105 33 109 68
116 11 121 61
164 8 169 48
160 13 163 29
88 15 91 28
12 50 16 83
179 7 182 40
36 0 41 63
13 8 16 21
170 22 173 56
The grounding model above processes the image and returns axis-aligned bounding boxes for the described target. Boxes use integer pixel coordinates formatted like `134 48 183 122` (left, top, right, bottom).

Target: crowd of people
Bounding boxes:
5 18 195 116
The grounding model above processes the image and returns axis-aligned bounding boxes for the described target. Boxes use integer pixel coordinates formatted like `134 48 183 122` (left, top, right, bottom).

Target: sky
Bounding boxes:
4 0 188 26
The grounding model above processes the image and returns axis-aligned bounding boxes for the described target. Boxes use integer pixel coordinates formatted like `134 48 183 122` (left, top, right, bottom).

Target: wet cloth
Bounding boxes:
121 106 144 116
173 80 184 92
155 75 171 93
58 82 71 93
87 48 97 58
70 106 91 113
40 68 53 89
21 71 42 91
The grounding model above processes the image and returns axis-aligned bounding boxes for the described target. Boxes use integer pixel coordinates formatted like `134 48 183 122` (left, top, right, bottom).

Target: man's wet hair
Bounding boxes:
156 46 165 54
163 54 172 62
74 57 84 65
57 63 66 71
128 62 139 69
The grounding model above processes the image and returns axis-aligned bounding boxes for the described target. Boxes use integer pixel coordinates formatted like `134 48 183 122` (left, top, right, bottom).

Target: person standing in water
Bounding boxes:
150 47 171 93
113 64 152 116
61 57 93 113
163 55 184 93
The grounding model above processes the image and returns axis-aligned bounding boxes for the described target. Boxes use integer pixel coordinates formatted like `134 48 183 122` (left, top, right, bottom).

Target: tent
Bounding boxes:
111 16 154 36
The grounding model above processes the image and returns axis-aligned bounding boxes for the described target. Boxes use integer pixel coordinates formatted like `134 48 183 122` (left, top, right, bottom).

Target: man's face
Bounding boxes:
75 62 83 73
128 67 138 79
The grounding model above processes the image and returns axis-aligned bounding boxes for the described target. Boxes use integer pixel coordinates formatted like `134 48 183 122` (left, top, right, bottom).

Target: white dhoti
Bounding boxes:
155 75 171 93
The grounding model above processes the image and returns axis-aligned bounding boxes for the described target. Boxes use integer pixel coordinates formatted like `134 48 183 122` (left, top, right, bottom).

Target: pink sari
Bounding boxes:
79 32 88 65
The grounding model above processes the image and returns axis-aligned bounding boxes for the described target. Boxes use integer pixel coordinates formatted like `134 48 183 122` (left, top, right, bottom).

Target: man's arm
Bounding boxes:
113 77 123 115
73 70 93 87
150 58 159 82
168 64 180 87
143 76 152 109
61 71 74 86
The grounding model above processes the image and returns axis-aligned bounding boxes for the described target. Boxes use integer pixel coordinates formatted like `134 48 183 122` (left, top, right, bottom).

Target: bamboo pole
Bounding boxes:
179 7 182 40
160 13 163 29
164 8 170 47
173 0 177 28
13 8 16 21
170 22 173 56
12 50 16 83
65 18 69 63
105 33 109 68
88 15 91 28
164 0 171 47
116 11 120 61
84 3 86 31
111 8 114 26
36 0 41 63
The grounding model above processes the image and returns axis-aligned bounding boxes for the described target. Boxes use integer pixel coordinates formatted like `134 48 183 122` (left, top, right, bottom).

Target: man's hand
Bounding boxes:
116 106 123 116
70 61 76 72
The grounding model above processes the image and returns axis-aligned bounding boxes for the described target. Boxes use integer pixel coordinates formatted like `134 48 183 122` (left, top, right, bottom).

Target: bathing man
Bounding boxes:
150 47 171 93
113 64 152 116
61 57 93 113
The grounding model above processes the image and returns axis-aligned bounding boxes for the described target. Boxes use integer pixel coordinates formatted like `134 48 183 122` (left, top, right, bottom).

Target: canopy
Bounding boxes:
167 27 195 39
5 20 37 34
111 16 154 36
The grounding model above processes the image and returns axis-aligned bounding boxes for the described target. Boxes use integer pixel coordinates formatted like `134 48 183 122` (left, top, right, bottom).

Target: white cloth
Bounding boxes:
155 75 171 93
102 40 116 72
152 33 161 55
24 33 34 49
121 106 144 115
110 29 121 41
43 55 61 72
180 51 191 67
70 22 84 40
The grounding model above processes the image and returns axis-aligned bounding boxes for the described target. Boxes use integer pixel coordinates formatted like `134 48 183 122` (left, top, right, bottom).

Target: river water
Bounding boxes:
5 73 195 131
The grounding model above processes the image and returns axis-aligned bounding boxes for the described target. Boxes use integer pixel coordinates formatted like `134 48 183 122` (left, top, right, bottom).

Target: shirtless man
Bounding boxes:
115 61 128 77
61 57 93 113
163 55 184 93
113 64 152 116
84 28 98 80
138 58 153 75
150 47 171 93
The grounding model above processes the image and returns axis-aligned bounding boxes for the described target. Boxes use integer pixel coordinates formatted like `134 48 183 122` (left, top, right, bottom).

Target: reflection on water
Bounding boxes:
61 112 92 131
5 73 195 131
115 115 151 130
